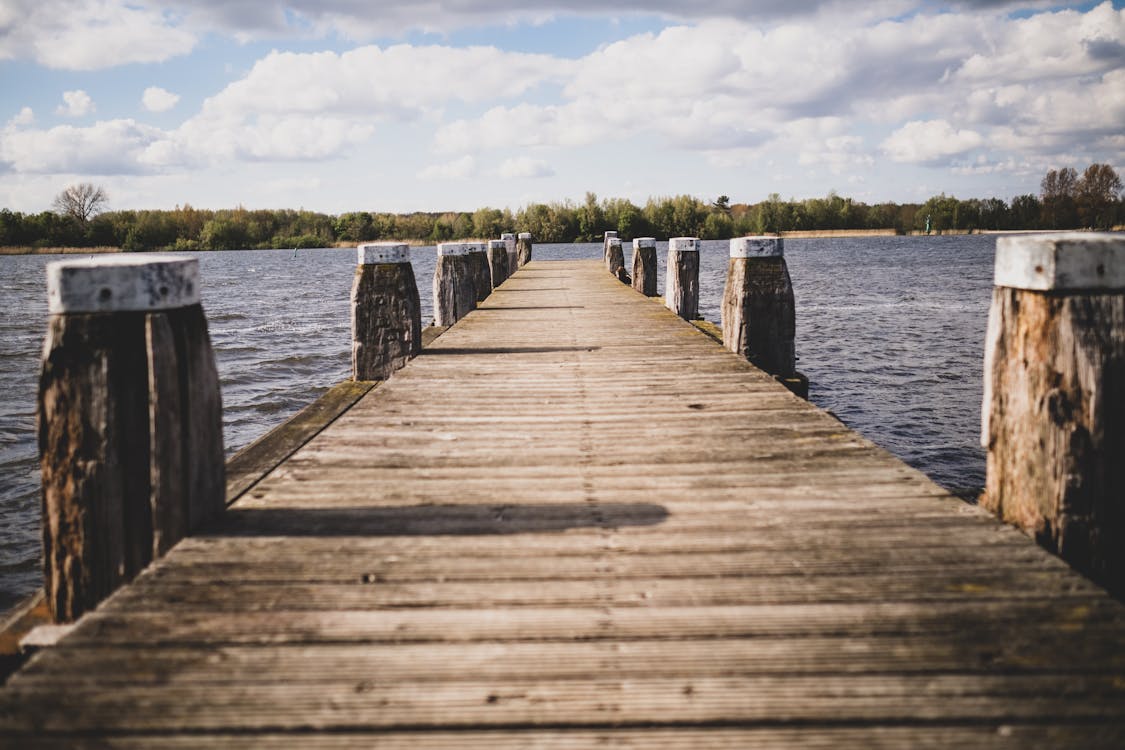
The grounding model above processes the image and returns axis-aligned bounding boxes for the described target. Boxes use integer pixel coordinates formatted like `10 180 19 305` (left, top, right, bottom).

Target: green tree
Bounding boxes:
1040 167 1079 229
1076 163 1123 229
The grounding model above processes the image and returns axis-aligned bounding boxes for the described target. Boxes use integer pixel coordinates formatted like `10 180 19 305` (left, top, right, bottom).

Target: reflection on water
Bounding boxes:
0 236 993 611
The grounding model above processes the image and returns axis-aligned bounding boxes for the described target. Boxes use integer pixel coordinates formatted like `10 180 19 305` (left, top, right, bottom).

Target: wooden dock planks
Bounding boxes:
3 259 1125 747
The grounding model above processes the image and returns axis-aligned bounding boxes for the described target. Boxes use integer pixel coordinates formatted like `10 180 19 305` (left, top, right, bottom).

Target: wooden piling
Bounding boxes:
631 237 658 296
981 233 1125 594
351 243 422 382
665 237 700 320
467 242 492 303
603 231 619 268
721 236 796 375
38 255 224 622
502 233 518 277
433 243 477 326
487 239 510 288
606 237 629 284
516 232 533 268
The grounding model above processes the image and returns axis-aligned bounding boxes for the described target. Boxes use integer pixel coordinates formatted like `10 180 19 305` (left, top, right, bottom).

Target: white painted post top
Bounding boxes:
437 242 472 256
633 237 657 250
994 233 1125 291
607 238 622 248
357 242 410 264
488 239 507 250
670 237 701 252
47 254 200 314
731 236 784 258
604 231 619 239
500 233 515 241
518 232 532 240
465 242 487 254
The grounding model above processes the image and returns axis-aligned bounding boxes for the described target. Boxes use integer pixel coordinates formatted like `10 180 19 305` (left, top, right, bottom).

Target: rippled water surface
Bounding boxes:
0 236 993 611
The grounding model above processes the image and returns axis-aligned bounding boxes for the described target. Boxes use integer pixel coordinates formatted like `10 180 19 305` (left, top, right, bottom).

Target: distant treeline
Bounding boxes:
2 164 1120 251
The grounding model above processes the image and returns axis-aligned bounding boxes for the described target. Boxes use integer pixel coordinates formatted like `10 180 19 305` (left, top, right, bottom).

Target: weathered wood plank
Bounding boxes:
11 726 1125 750
4 674 1125 733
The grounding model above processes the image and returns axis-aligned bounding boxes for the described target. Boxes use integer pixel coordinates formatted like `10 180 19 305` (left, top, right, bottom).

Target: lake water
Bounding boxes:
0 235 994 612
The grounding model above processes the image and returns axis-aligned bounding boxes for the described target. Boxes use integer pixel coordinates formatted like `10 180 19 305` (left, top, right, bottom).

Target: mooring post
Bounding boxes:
351 243 422 382
38 255 224 623
517 232 533 267
487 239 510 288
603 231 619 269
606 237 629 284
502 233 518 277
982 233 1125 594
665 237 701 320
433 242 477 326
632 237 658 296
466 241 492 303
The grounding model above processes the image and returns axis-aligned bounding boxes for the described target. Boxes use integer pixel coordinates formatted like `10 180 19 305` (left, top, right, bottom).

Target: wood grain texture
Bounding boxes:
631 244 657 297
432 254 476 326
37 312 150 622
982 287 1125 594
516 235 532 267
721 256 797 376
487 244 509 289
469 251 492 304
665 248 699 320
9 260 1125 746
350 262 422 381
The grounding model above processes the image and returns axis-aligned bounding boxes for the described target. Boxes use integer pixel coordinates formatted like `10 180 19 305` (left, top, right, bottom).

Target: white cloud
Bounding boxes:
56 90 95 117
9 107 35 127
881 120 984 164
419 155 477 181
0 0 196 70
0 119 164 174
495 156 555 179
142 86 181 112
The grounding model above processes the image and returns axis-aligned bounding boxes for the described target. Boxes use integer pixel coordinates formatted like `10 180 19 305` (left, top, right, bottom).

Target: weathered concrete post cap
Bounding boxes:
605 231 619 239
518 232 532 240
634 237 657 250
670 237 701 252
437 242 472 256
357 242 410 264
488 239 507 250
607 238 622 248
466 242 487 253
731 236 784 258
994 233 1125 291
47 254 200 315
500 233 515 241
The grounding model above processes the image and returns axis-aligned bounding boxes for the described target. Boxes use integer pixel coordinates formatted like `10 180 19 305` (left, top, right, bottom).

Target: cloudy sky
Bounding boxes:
1 1 1122 214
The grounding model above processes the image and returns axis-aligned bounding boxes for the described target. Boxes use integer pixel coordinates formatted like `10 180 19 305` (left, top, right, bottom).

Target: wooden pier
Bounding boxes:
3 259 1125 747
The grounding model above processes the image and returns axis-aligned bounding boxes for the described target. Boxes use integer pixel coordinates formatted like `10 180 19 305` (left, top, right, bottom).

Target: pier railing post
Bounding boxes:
487 239 510 288
603 231 618 269
982 233 1125 593
517 232 533 268
433 242 477 326
665 237 700 320
606 237 629 284
721 236 807 397
467 242 492 303
632 237 658 296
351 243 422 381
39 255 224 622
502 233 517 277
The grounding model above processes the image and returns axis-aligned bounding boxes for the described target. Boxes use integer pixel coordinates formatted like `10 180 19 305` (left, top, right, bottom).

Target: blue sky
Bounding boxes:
0 1 1122 214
